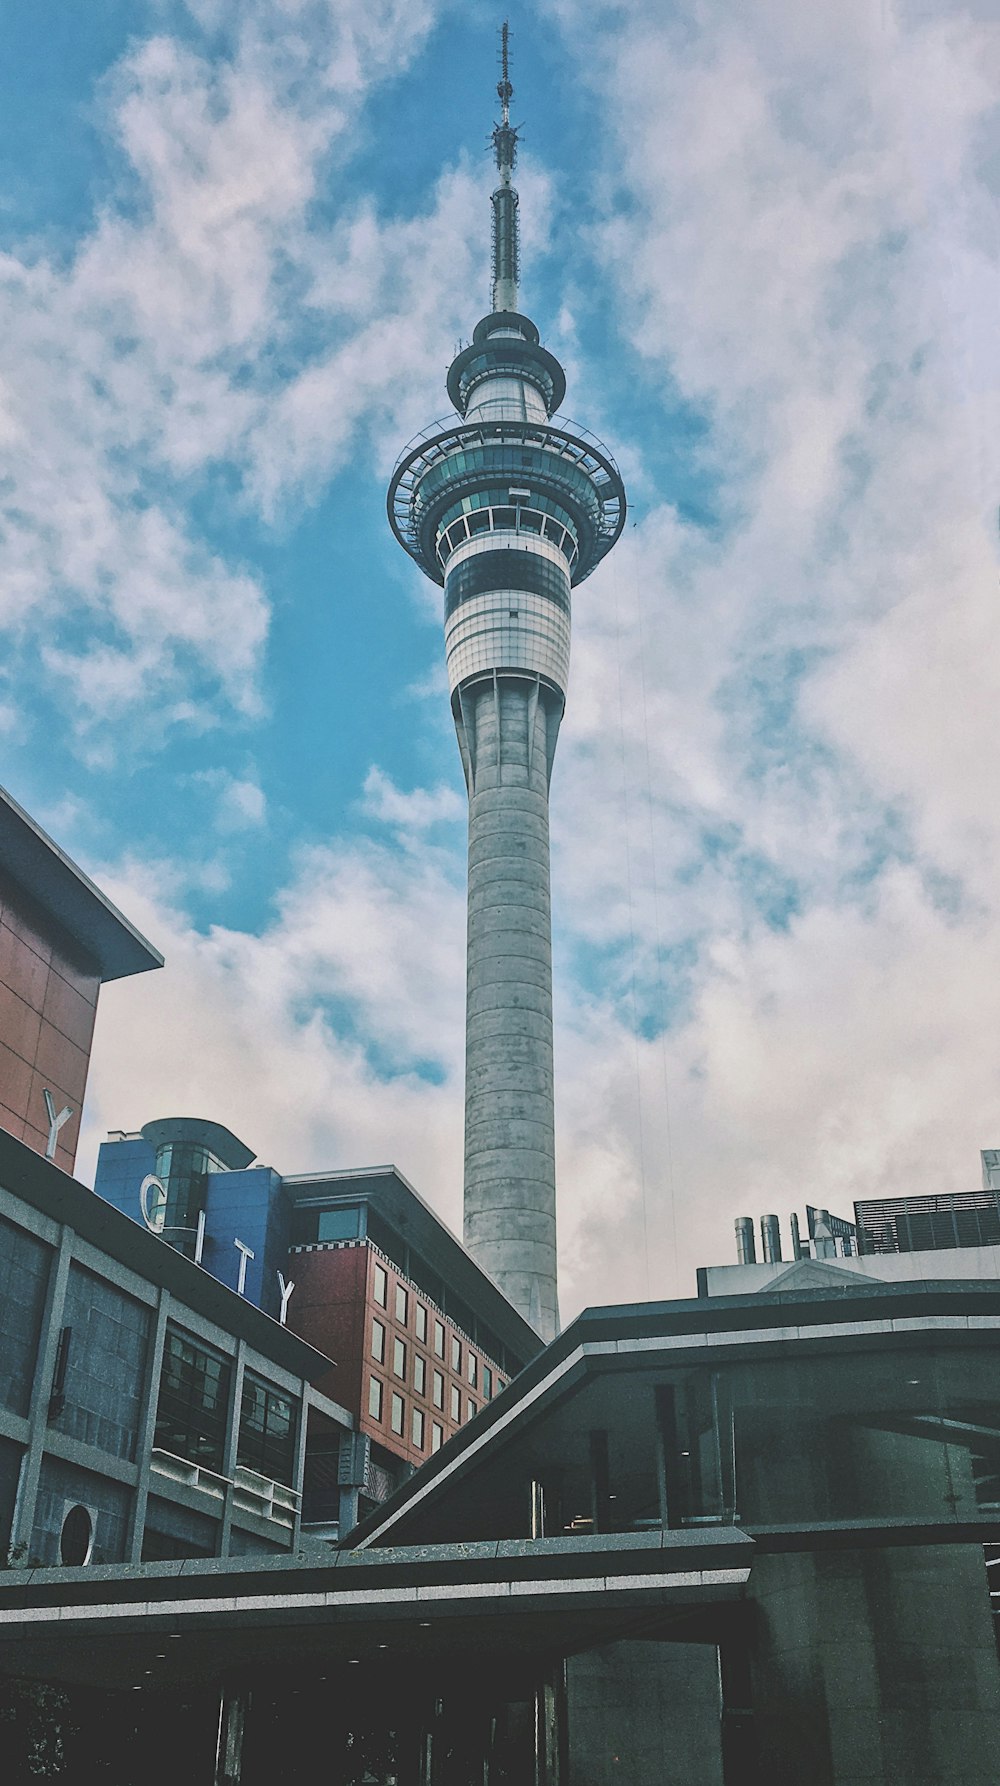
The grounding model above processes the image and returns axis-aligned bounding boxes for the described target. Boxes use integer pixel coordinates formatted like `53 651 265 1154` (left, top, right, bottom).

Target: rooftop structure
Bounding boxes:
387 27 626 1340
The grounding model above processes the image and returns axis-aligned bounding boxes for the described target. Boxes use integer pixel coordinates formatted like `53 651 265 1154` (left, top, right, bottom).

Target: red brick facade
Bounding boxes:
288 1240 507 1469
0 871 99 1172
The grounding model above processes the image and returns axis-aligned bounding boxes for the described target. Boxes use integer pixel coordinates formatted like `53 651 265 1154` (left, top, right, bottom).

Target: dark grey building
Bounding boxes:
3 1274 1000 1784
0 1125 353 1573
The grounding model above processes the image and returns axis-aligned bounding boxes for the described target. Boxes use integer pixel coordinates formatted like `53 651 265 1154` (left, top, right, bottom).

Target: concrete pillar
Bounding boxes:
747 1545 1000 1784
460 674 560 1341
213 1686 248 1785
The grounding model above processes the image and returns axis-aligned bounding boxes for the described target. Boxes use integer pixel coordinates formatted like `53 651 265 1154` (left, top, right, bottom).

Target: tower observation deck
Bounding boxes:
387 27 626 1340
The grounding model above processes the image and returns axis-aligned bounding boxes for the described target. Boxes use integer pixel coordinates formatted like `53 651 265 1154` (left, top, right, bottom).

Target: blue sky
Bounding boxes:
2 0 998 1315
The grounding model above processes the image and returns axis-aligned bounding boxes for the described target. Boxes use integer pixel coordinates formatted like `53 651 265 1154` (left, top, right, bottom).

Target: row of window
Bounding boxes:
370 1318 497 1402
154 1327 296 1485
371 1267 504 1396
436 506 579 572
367 1373 480 1449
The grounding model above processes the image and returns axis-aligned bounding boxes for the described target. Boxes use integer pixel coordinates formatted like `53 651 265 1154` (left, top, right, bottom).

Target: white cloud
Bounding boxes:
0 1 487 750
362 765 463 833
74 0 1000 1324
192 767 267 832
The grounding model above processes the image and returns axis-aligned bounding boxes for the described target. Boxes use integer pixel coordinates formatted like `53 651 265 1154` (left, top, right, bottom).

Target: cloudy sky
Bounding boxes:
3 0 999 1317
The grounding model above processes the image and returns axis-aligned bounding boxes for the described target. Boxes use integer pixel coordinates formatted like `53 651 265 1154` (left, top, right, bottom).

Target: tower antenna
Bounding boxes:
491 20 519 313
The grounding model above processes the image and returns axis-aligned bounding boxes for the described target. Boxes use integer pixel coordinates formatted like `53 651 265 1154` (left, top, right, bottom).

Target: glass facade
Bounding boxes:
238 1374 296 1486
154 1328 231 1474
152 1140 228 1258
540 1345 1000 1537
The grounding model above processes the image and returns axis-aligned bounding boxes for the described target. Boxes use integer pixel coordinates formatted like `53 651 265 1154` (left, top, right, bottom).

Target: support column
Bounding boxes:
461 675 560 1340
748 1545 1000 1784
214 1686 248 1786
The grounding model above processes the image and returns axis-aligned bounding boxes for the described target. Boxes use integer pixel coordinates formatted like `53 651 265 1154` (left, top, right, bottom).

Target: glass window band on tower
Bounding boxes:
445 550 570 617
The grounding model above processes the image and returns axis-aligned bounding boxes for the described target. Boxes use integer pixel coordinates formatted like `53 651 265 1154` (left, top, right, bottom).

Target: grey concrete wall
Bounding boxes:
458 674 560 1341
748 1545 1000 1784
566 1640 725 1786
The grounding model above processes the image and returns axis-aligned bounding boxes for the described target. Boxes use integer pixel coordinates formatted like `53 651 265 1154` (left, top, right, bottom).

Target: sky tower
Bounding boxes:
388 27 626 1340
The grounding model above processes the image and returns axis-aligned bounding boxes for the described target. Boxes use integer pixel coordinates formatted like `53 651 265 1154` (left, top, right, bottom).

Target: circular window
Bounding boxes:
60 1505 93 1567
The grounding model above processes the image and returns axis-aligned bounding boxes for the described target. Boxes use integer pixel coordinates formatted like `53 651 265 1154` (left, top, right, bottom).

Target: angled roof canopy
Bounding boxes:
0 781 163 982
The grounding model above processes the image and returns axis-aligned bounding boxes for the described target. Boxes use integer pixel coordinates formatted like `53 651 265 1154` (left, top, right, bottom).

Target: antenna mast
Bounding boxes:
491 20 520 313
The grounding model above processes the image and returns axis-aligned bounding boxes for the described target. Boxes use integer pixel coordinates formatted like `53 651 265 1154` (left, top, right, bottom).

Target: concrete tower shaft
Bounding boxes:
386 42 625 1340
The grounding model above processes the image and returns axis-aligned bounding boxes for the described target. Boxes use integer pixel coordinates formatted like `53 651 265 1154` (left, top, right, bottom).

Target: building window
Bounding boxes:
395 1284 408 1324
431 1422 444 1453
468 1353 478 1387
416 1305 428 1343
434 1320 445 1358
483 1365 493 1400
317 1205 362 1243
412 1407 425 1449
369 1376 384 1421
433 1370 444 1410
451 1336 462 1372
371 1319 386 1364
391 1392 405 1436
450 1384 461 1423
393 1338 406 1380
467 1399 477 1423
154 1328 231 1474
373 1264 388 1308
238 1375 296 1486
414 1355 426 1396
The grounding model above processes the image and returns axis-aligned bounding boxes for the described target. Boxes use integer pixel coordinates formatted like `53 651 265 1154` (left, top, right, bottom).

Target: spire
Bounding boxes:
491 21 520 314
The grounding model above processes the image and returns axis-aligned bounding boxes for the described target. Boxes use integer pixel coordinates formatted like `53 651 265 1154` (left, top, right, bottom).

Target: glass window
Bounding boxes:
434 1320 445 1358
432 1422 444 1453
368 1375 384 1421
316 1206 362 1243
371 1319 386 1363
393 1338 406 1379
238 1375 296 1485
412 1407 425 1449
451 1336 462 1372
373 1264 388 1308
414 1355 426 1396
396 1284 408 1324
450 1384 461 1422
391 1392 405 1436
467 1400 477 1423
468 1353 478 1387
433 1370 445 1410
154 1328 231 1474
483 1365 493 1401
416 1305 428 1343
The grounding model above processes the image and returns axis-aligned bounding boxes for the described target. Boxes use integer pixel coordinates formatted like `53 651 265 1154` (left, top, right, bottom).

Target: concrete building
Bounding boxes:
0 1115 354 1577
0 780 161 1171
94 1126 539 1523
386 29 626 1340
3 1274 1000 1784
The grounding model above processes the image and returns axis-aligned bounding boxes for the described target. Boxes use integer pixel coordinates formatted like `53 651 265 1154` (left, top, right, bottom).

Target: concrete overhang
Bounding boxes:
353 1277 1000 1548
0 781 162 982
0 1528 754 1690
